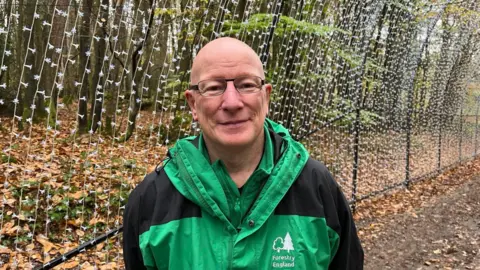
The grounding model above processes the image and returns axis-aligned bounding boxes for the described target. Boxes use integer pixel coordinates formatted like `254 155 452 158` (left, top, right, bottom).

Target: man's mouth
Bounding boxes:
220 119 248 125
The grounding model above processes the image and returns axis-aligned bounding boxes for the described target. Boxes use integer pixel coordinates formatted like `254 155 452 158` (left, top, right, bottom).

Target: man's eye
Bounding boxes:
204 85 223 91
238 81 258 90
239 83 256 88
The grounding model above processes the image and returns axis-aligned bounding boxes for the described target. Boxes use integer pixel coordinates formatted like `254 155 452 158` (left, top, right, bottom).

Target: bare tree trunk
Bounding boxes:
28 3 46 122
124 0 155 141
22 1 37 123
105 1 126 135
78 0 93 133
89 0 108 133
15 0 25 129
49 0 69 111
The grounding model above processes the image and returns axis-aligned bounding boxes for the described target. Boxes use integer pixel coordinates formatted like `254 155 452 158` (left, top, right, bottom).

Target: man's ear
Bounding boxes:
185 90 198 121
265 83 272 100
264 84 272 116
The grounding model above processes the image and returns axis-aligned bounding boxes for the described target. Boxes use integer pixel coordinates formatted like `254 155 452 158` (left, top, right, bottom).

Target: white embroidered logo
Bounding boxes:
272 232 294 253
271 232 295 268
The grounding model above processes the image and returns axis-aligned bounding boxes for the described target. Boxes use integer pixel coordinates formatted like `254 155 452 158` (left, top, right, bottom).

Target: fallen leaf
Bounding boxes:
67 218 83 227
99 262 117 270
69 191 86 200
5 198 15 207
0 247 12 254
51 194 63 206
32 253 41 260
1 222 20 236
76 229 85 237
89 217 106 225
62 260 79 269
96 242 105 251
26 243 35 251
82 262 95 270
36 235 56 253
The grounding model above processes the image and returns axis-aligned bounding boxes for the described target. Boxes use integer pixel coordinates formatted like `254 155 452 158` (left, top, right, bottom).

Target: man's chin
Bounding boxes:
217 134 254 148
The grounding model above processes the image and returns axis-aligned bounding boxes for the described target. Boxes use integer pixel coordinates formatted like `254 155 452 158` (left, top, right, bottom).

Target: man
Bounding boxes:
123 37 364 269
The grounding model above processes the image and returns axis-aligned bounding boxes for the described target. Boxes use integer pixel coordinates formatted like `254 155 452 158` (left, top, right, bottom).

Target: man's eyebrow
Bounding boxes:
200 73 263 80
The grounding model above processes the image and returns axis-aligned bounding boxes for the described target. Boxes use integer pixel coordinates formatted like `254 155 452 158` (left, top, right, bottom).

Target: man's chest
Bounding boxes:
140 213 336 269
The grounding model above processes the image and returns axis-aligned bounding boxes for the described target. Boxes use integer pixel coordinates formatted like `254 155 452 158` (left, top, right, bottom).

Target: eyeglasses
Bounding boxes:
189 75 265 97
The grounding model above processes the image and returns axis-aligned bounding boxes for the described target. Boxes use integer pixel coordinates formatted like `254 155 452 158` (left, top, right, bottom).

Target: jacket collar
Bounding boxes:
190 124 284 166
163 119 309 236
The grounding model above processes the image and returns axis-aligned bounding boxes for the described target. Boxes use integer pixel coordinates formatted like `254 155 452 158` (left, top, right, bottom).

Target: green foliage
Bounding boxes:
1 153 16 163
47 101 57 128
165 78 190 90
155 111 193 145
154 7 179 17
335 48 362 67
464 84 480 114
223 13 349 38
317 98 385 129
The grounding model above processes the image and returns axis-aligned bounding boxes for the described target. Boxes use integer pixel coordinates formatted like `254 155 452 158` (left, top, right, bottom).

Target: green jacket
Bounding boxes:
123 119 363 269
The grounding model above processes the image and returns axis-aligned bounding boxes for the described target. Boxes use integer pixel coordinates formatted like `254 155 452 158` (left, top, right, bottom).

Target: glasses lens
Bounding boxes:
235 76 262 93
198 79 226 96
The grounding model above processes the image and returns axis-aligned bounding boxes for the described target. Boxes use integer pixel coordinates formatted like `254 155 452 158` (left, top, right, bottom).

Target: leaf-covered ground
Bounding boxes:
356 157 480 269
1 108 479 269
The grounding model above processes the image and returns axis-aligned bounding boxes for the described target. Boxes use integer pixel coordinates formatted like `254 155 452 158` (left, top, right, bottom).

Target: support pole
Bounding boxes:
475 98 480 156
35 226 123 270
459 108 463 161
260 0 283 66
437 116 443 172
404 83 414 188
351 106 361 213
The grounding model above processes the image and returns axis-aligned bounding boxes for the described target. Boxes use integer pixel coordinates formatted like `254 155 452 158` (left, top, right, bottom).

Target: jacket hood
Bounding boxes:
163 118 309 234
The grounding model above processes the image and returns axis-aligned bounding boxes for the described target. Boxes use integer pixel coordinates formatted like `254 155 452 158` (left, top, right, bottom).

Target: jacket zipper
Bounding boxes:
228 237 234 270
176 152 211 212
178 150 239 270
229 198 241 269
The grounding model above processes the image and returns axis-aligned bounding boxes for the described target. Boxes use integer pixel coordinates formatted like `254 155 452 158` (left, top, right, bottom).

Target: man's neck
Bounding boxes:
204 131 265 188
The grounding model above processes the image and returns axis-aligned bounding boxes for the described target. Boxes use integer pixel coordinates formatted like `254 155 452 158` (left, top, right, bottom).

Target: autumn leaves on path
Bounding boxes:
356 158 480 269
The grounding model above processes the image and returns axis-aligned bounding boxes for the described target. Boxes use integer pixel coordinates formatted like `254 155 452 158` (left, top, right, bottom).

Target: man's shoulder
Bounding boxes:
275 157 343 217
299 157 339 189
125 167 201 224
303 157 330 173
126 169 173 204
297 157 349 206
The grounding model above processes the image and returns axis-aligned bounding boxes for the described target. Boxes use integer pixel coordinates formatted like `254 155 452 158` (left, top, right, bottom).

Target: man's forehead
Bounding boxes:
190 38 264 82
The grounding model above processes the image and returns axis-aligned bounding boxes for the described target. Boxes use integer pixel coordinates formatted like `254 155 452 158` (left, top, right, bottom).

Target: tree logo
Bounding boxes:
272 232 294 253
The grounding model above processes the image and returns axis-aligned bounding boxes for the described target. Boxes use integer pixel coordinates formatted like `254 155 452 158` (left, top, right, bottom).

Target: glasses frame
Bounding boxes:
189 75 265 96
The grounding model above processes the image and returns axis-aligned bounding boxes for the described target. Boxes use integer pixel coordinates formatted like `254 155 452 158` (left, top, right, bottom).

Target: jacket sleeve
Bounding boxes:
325 172 364 270
123 185 148 270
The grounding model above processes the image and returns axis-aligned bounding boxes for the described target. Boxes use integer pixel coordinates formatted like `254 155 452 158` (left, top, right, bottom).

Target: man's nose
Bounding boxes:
220 81 244 110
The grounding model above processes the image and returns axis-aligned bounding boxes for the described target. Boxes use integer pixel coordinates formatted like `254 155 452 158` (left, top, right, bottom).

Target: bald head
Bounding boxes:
190 37 264 84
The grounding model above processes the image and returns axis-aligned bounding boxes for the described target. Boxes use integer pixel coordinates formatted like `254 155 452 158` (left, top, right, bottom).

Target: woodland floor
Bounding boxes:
1 109 480 268
356 157 480 270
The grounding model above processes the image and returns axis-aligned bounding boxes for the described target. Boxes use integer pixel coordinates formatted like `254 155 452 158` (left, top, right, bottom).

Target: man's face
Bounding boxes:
185 41 272 150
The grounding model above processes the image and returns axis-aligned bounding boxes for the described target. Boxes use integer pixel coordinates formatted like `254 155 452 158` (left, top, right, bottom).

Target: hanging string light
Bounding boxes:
0 0 479 268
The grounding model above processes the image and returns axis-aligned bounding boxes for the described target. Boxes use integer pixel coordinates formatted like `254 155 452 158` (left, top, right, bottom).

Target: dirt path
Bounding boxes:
358 175 480 269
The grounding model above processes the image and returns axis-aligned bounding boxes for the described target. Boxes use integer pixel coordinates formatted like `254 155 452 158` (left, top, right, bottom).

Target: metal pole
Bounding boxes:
35 226 123 270
405 106 413 188
437 114 443 172
351 106 361 214
459 108 463 161
475 98 480 156
260 0 284 66
404 75 415 189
